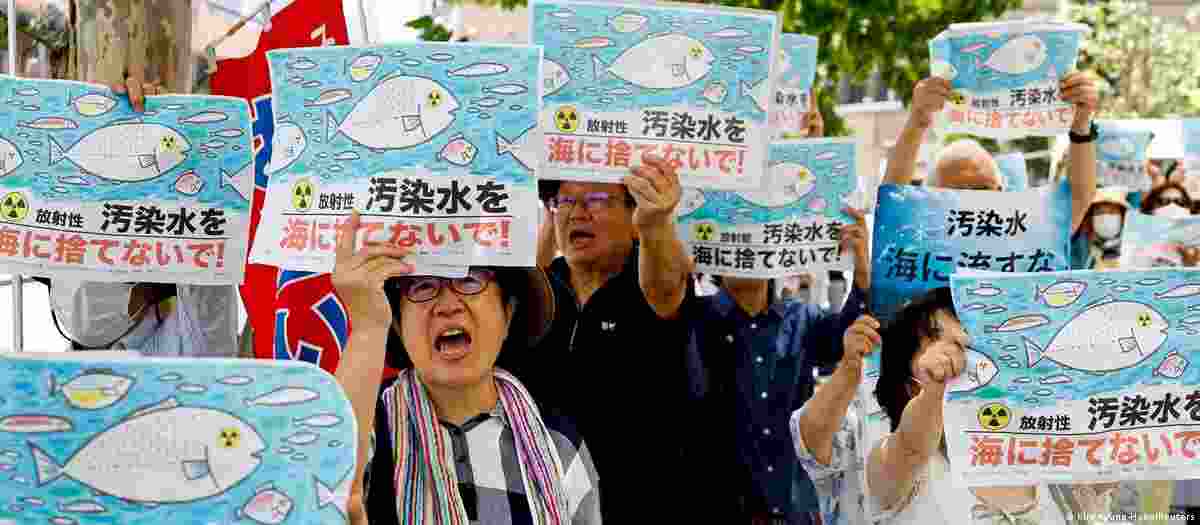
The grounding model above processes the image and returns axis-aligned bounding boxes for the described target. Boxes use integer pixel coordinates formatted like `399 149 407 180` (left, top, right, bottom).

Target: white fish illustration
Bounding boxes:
173 170 204 196
1039 374 1072 385
284 431 320 445
496 125 538 172
543 59 571 97
305 88 353 107
217 375 254 387
278 446 295 455
1099 278 1117 285
19 117 78 130
707 27 750 39
740 163 815 207
1036 280 1087 308
333 151 360 161
979 35 1048 76
968 284 1003 297
1023 300 1169 372
238 483 294 525
428 52 454 62
50 370 134 410
948 348 999 393
0 137 22 177
438 134 478 167
179 111 229 125
1157 283 1200 299
212 128 246 139
700 80 728 104
265 122 307 175
548 10 573 19
158 372 183 382
737 45 765 54
49 122 190 182
574 37 613 49
449 62 509 77
71 93 118 117
314 469 353 519
985 313 1050 333
1113 285 1132 293
593 34 714 89
485 84 528 96
326 75 459 150
963 303 988 311
741 78 769 112
984 305 1008 314
1099 136 1135 159
474 97 503 108
58 500 106 513
15 87 39 96
677 188 706 217
290 58 318 71
294 413 343 428
609 12 649 33
202 140 227 150
246 387 319 407
30 398 265 503
1137 278 1164 286
348 54 382 82
50 517 75 525
163 104 185 111
177 383 207 394
1154 351 1190 378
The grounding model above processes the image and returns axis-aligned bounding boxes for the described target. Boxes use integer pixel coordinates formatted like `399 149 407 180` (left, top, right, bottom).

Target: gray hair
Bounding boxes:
930 139 1002 189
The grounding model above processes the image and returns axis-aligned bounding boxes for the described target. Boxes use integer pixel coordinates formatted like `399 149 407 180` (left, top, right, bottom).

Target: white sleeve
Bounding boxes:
791 400 857 481
176 284 238 357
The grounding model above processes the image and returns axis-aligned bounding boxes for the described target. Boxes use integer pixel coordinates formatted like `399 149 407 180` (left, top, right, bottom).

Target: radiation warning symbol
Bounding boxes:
978 403 1011 431
693 222 716 242
292 179 315 211
0 192 29 223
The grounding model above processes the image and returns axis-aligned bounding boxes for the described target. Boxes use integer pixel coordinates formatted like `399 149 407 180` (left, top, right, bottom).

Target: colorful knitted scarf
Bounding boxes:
387 368 568 525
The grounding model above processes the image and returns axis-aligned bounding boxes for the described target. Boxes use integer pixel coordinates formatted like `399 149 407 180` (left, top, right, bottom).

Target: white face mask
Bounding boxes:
1154 203 1191 219
50 280 140 348
1092 214 1123 240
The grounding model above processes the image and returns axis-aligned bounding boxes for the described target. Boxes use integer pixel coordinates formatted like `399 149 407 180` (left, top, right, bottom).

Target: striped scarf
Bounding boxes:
388 368 568 525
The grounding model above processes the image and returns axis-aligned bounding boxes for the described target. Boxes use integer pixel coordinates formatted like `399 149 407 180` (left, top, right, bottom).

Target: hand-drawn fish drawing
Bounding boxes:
592 34 715 89
495 125 538 172
739 163 814 208
948 348 998 393
325 74 459 150
30 397 265 503
542 58 571 97
221 163 253 202
48 122 190 182
677 188 706 217
1035 280 1087 308
237 483 294 525
1022 299 1169 372
71 92 118 117
741 78 769 112
978 35 1047 76
348 54 383 82
0 137 22 177
314 469 353 520
49 370 134 410
265 122 307 175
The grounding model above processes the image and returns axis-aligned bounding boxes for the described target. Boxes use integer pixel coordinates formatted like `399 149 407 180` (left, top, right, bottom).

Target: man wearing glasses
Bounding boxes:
523 154 695 523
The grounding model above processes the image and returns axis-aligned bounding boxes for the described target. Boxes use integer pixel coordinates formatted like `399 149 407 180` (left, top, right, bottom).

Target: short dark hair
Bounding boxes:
710 275 778 304
383 267 531 371
875 287 955 431
538 180 635 208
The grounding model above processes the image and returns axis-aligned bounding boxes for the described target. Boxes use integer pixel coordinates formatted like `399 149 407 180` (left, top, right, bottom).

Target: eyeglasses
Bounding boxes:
547 192 623 213
389 269 496 303
1156 196 1189 207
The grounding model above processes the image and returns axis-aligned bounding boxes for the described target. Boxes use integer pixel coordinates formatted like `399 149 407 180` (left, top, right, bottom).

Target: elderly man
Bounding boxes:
524 154 695 523
792 71 1104 525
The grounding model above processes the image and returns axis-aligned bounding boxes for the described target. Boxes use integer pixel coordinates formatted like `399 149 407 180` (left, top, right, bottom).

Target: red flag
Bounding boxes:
212 0 378 376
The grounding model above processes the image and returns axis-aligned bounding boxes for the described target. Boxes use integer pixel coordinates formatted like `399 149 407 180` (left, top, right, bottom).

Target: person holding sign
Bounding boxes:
42 75 238 357
885 72 1099 233
524 154 694 523
332 212 600 525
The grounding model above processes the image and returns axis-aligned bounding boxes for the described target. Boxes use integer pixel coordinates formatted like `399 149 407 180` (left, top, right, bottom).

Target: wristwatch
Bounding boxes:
1068 121 1098 144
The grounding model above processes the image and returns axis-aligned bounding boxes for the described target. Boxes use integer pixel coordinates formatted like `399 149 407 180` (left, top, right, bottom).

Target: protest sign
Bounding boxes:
1095 120 1154 190
248 42 542 275
929 20 1089 139
676 138 858 277
946 269 1200 486
869 181 1073 319
1119 210 1200 269
531 0 780 190
0 76 252 284
994 151 1028 192
0 353 355 524
772 34 818 139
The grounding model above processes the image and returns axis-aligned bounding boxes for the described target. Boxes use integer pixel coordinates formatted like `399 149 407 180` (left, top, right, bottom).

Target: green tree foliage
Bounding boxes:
410 0 1017 135
1071 0 1200 118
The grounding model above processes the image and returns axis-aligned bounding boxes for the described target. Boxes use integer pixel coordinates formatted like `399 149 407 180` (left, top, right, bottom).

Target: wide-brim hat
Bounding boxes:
384 267 556 368
1089 186 1130 211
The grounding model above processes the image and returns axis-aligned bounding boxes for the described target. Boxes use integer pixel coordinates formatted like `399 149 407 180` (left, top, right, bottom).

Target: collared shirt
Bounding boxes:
365 378 601 525
510 246 699 523
792 401 876 525
691 286 867 524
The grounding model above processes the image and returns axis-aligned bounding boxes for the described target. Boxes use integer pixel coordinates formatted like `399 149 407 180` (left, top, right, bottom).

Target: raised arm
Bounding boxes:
330 212 414 525
797 315 879 465
1060 72 1099 234
627 154 690 319
884 78 950 185
866 338 964 511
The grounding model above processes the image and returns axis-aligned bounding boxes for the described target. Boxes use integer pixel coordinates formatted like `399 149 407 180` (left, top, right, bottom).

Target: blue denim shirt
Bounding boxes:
690 285 867 523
